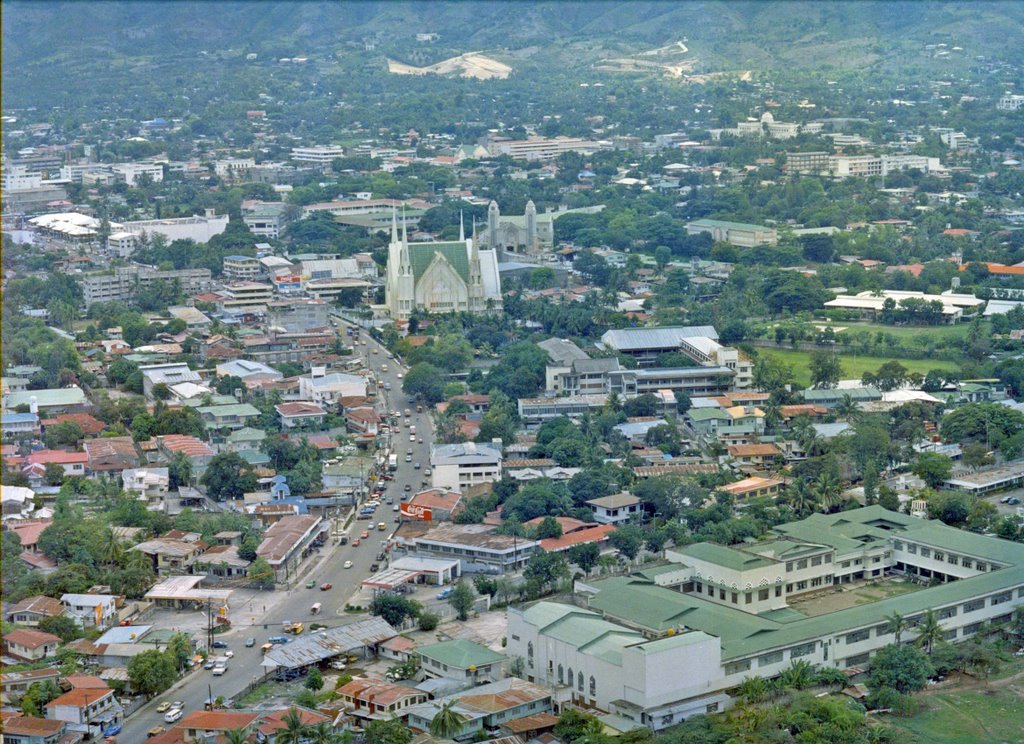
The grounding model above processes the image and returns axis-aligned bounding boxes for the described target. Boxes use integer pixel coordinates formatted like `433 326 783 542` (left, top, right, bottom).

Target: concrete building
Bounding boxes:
267 297 330 333
44 687 121 738
823 290 984 324
399 524 539 573
0 714 67 743
121 211 228 244
81 265 213 307
586 493 641 525
998 94 1024 111
242 202 290 238
256 514 325 581
416 639 506 684
507 506 1024 730
223 255 261 280
4 629 61 661
110 162 163 186
480 200 605 260
385 212 502 320
60 594 117 629
139 363 201 400
298 368 367 405
829 154 942 178
406 678 552 740
430 442 503 492
484 135 608 162
290 145 345 164
685 219 778 248
517 395 610 429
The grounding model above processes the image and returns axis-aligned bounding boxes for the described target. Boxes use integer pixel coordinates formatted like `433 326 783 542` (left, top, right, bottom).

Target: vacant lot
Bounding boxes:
834 322 979 342
760 349 960 388
890 686 1024 743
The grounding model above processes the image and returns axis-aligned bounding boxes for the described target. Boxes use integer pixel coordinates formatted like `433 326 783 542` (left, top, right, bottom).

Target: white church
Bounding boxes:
384 211 502 320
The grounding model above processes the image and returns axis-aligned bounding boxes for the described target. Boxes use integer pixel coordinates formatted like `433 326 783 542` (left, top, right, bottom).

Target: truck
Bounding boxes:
388 454 398 472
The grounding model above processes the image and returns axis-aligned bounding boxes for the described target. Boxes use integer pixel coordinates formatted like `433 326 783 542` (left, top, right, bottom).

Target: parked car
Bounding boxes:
148 726 166 737
360 530 369 539
211 640 229 649
306 580 316 589
404 484 411 492
344 560 354 569
1008 497 1022 505
156 702 172 713
437 587 454 600
353 538 361 546
245 637 255 647
370 562 380 572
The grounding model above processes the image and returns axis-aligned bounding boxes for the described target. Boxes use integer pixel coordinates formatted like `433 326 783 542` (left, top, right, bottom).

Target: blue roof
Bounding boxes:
2 413 39 423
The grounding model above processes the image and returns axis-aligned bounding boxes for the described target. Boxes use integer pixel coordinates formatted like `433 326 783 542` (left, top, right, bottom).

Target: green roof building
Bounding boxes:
417 639 506 684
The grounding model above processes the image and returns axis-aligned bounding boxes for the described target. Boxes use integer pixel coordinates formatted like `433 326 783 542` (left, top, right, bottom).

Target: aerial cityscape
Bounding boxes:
2 2 1024 742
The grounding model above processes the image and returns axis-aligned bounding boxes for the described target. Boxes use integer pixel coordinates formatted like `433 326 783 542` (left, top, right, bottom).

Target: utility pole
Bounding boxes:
206 598 213 652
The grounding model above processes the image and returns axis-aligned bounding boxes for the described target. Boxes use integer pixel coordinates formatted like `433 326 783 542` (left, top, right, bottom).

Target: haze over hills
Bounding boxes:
4 0 1024 88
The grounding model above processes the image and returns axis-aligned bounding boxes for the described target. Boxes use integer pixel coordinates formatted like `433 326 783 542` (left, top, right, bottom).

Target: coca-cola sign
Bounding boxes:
400 502 433 521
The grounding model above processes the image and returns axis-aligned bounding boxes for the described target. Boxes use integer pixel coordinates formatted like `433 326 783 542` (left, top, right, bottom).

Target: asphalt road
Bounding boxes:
121 325 432 741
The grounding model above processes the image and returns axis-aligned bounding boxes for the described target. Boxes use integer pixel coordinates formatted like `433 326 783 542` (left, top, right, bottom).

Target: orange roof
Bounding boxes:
10 520 52 547
961 261 1024 276
257 707 329 735
0 715 65 736
409 489 463 513
524 516 594 534
64 674 110 689
157 435 215 457
46 688 113 708
727 443 782 457
179 710 259 731
539 524 616 552
27 450 88 466
721 476 786 495
40 413 106 435
339 678 423 706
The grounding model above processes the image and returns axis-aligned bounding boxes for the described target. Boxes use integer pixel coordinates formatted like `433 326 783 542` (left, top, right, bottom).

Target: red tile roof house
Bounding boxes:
345 407 381 436
83 436 140 477
178 710 259 741
337 678 428 721
44 686 121 736
3 628 61 661
0 715 66 743
40 413 106 437
256 707 332 740
275 401 327 430
5 595 67 626
26 449 89 477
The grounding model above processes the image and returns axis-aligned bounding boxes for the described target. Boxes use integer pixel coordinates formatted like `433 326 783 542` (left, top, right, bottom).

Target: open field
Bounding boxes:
833 322 980 342
387 52 510 79
889 684 1024 743
759 349 960 388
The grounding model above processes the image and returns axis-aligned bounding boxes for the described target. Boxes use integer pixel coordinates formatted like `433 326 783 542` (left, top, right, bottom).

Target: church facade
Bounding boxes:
385 213 502 320
481 200 606 261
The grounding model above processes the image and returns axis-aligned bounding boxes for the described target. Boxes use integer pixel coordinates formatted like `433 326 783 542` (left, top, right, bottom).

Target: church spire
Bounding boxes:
401 207 408 245
459 210 465 241
390 206 398 243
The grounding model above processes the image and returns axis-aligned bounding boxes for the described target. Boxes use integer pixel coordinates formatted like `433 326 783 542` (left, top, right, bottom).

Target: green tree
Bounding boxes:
38 613 83 643
127 649 178 696
364 718 412 744
809 350 842 389
276 708 310 744
609 524 644 560
567 542 601 575
305 667 324 691
868 644 934 694
403 363 446 403
201 452 257 501
912 451 953 488
523 551 569 593
19 680 62 717
418 611 440 631
42 462 66 486
429 700 468 739
370 594 422 626
554 709 604 743
913 610 943 656
534 516 564 539
886 611 907 645
248 557 275 589
449 579 475 621
780 659 815 690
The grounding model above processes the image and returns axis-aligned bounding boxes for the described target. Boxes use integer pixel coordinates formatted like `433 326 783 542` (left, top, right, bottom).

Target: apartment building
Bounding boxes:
242 202 290 238
430 442 503 492
517 395 610 429
81 266 213 307
829 154 942 178
267 297 330 333
784 151 831 174
223 255 261 280
219 281 274 310
290 145 345 164
485 135 608 162
599 326 720 367
508 506 1024 731
110 162 164 186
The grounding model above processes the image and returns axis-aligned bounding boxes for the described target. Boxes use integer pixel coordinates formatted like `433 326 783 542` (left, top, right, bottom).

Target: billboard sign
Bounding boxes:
400 502 433 521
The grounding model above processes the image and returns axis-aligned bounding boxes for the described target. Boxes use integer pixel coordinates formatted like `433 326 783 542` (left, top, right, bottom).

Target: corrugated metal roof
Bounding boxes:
262 616 397 670
600 326 718 352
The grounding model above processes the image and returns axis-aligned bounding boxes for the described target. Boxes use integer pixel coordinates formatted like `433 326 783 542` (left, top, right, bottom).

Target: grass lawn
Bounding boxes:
833 322 980 342
760 348 960 388
889 687 1024 744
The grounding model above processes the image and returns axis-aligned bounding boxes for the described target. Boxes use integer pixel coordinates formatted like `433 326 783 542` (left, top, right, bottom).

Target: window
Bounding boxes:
745 593 752 605
706 703 719 713
947 555 958 566
906 544 917 554
962 622 982 636
775 586 783 597
920 548 931 558
707 584 714 596
758 589 769 601
824 554 832 563
731 592 738 604
786 562 794 572
846 653 870 667
938 606 958 620
724 660 751 675
758 650 784 667
527 642 533 668
991 592 1012 606
846 629 870 644
796 580 807 591
558 664 564 684
797 559 808 570
963 599 984 613
695 582 703 592
893 540 904 550
719 588 726 600
976 562 987 572
934 551 944 562
786 583 793 592
578 672 584 692
962 558 972 569
943 629 958 641
589 676 596 696
811 556 822 566
811 577 822 587
568 668 573 689
790 642 816 658
841 561 850 568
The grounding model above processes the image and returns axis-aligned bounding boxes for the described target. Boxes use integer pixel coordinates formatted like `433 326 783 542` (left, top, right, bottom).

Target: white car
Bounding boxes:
344 560 353 569
164 709 184 724
410 434 416 442
397 373 403 379
212 665 227 676
224 650 234 658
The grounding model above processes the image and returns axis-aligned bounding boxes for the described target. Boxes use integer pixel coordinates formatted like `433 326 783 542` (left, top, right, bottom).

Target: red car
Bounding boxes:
320 583 332 591
360 530 369 539
352 538 361 547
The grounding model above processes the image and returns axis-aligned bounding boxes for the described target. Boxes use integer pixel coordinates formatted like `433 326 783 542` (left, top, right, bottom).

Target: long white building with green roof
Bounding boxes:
508 506 1024 731
384 210 501 320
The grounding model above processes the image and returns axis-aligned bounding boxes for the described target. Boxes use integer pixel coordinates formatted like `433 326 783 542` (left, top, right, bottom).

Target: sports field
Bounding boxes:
760 348 960 388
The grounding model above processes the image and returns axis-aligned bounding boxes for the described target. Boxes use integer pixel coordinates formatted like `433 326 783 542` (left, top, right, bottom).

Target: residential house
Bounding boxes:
0 715 67 744
398 523 539 573
83 437 139 477
406 678 552 740
3 629 61 661
586 493 641 525
2 412 41 438
256 707 332 742
720 476 786 503
417 639 506 684
61 594 117 629
276 402 327 430
121 467 170 502
298 368 367 405
139 363 201 400
44 687 121 737
337 679 428 721
177 711 259 742
726 443 782 470
197 403 261 433
5 596 66 626
130 535 207 575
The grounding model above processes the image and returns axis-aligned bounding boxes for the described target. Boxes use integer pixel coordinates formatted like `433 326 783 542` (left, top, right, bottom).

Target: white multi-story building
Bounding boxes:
290 145 345 164
110 162 164 186
997 94 1024 111
222 255 261 281
121 211 229 245
430 442 503 492
510 506 1024 731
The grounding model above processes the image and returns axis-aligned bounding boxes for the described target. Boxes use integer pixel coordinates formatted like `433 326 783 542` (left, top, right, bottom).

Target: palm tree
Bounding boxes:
125 547 152 573
785 480 818 516
813 472 843 513
834 393 859 421
275 708 308 744
223 729 249 744
305 721 344 744
914 609 943 655
886 611 907 644
429 700 467 739
737 675 769 704
97 528 124 567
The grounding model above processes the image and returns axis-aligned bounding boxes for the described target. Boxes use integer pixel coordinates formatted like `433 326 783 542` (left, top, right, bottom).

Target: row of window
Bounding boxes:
785 554 832 572
553 663 597 696
894 541 994 572
693 581 782 604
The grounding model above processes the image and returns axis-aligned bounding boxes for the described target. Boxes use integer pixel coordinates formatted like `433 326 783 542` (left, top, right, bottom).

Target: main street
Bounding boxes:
121 325 432 741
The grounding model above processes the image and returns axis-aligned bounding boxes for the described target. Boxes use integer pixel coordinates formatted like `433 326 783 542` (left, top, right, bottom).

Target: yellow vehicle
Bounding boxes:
378 522 386 531
287 622 304 635
261 643 274 654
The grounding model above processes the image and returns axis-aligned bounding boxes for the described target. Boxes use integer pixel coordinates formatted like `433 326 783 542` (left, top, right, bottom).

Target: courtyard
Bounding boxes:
787 576 925 617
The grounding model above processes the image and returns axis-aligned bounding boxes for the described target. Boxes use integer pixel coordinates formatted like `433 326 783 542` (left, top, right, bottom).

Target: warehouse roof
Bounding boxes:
600 326 718 352
417 639 506 669
262 617 397 670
